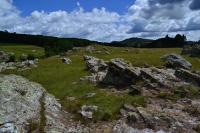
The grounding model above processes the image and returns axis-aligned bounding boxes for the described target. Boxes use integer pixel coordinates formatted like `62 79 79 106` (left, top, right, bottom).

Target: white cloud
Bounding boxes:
0 0 200 42
126 0 200 41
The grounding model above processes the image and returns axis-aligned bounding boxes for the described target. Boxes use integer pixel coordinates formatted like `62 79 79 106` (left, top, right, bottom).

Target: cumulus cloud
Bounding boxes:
0 0 200 41
126 0 200 40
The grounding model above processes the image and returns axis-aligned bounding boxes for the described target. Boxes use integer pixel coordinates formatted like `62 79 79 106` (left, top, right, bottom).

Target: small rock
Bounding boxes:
61 57 72 64
80 105 98 119
85 93 96 98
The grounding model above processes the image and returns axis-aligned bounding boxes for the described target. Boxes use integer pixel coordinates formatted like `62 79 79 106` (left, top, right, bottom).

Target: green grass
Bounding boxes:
0 43 45 59
2 45 200 121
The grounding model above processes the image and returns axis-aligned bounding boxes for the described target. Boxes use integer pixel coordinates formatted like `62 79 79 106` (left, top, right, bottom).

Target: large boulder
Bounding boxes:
0 75 85 132
175 69 200 86
83 55 107 73
102 58 141 87
161 53 192 70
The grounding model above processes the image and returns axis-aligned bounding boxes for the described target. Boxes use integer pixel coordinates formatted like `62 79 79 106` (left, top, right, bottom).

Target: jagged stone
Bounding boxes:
161 53 192 70
79 105 98 119
175 69 200 86
61 57 72 64
102 59 140 87
83 55 107 73
81 71 107 83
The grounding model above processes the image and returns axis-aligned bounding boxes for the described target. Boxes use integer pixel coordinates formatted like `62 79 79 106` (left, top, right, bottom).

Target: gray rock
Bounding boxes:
85 93 96 98
102 58 140 87
83 55 107 73
0 75 85 133
161 53 192 70
175 69 200 86
81 71 107 83
61 57 72 64
79 105 98 119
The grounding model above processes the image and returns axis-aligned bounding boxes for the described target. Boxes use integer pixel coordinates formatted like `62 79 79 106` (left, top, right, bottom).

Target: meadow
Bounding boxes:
2 44 200 121
0 43 45 59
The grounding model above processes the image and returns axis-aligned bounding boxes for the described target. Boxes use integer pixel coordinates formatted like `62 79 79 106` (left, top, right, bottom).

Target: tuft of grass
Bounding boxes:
27 119 39 133
158 85 200 101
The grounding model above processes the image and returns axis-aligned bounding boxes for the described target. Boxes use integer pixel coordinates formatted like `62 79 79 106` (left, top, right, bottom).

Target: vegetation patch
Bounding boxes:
158 85 200 101
0 43 45 60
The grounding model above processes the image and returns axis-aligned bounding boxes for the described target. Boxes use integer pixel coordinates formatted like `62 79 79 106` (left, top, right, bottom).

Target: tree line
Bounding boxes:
0 31 96 56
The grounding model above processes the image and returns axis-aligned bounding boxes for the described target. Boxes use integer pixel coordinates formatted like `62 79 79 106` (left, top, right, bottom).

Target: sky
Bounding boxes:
0 0 200 42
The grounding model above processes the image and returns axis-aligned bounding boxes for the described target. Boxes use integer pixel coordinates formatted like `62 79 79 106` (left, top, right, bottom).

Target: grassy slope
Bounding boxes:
2 45 200 121
0 43 45 59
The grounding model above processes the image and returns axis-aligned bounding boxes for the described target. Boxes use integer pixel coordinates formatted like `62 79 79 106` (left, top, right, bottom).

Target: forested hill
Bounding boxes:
0 31 102 56
108 34 195 48
0 31 196 56
110 37 153 47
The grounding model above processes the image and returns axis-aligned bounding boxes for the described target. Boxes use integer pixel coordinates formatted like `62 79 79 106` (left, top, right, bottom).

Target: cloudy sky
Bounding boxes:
0 0 200 42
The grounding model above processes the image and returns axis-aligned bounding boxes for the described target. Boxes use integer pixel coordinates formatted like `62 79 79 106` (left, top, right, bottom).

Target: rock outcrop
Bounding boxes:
175 69 200 86
0 59 38 72
161 53 192 70
83 56 197 90
83 55 107 73
102 58 140 87
120 100 200 133
0 75 87 132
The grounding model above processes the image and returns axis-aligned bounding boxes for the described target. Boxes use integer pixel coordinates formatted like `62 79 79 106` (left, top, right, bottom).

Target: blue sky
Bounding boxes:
0 0 200 42
13 0 134 16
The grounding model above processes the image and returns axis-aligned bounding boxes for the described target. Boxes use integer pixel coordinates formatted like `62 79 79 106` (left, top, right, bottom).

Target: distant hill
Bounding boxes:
0 31 197 56
0 31 101 56
109 37 153 47
108 35 195 48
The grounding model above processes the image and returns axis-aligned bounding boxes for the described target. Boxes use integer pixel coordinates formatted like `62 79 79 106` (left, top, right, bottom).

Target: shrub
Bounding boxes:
27 54 35 60
7 53 15 62
20 54 28 61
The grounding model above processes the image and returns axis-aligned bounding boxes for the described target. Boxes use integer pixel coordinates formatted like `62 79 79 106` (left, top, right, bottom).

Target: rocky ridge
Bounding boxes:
82 54 200 132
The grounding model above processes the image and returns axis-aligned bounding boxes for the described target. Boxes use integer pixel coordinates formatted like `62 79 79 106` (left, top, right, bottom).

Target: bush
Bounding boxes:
27 54 35 60
7 53 15 62
20 54 28 61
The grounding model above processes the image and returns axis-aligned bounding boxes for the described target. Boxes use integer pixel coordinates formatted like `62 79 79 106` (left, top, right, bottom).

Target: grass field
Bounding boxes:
0 43 45 59
2 45 200 121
